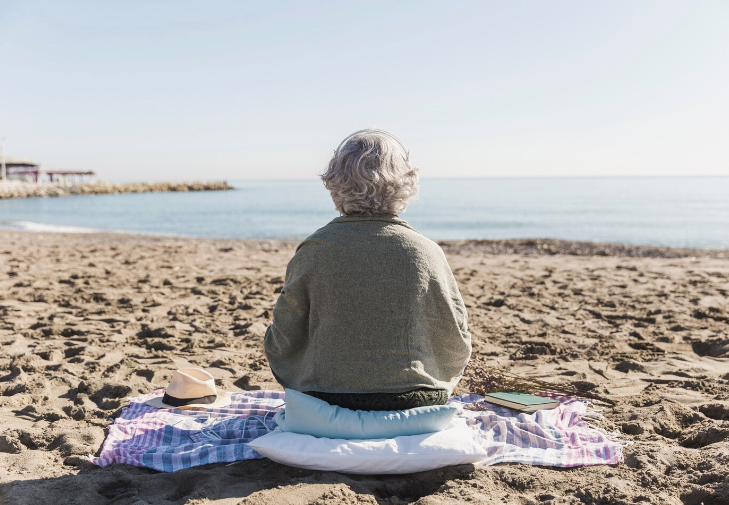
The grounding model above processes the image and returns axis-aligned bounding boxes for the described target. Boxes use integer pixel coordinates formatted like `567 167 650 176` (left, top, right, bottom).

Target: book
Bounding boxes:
482 391 559 412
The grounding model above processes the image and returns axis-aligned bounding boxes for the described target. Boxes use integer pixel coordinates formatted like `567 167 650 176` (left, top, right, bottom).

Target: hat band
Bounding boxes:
162 392 218 407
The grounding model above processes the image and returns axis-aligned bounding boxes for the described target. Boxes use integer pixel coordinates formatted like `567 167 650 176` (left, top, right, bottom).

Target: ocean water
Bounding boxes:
0 177 727 248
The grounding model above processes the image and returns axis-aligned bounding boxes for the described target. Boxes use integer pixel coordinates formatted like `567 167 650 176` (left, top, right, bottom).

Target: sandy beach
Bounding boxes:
1 230 727 505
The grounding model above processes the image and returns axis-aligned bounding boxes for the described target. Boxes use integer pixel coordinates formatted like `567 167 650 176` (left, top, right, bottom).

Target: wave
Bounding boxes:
0 220 99 234
0 220 193 238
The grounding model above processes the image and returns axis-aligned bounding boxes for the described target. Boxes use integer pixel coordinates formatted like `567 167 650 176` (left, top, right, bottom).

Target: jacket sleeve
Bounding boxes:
451 279 472 372
439 248 472 384
263 246 311 387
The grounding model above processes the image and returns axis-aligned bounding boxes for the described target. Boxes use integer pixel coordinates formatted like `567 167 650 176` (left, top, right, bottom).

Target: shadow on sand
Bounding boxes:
0 460 478 505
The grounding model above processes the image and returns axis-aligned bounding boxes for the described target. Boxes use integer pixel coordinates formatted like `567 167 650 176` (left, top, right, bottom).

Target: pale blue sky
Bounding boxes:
1 1 727 180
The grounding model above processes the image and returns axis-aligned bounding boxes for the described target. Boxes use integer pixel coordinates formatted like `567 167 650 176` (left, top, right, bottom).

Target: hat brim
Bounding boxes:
146 391 231 410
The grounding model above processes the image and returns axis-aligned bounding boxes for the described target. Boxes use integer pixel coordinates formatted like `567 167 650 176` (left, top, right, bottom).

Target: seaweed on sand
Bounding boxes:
462 358 615 409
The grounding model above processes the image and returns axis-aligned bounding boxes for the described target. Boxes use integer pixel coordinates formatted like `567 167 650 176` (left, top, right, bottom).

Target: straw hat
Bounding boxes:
146 368 231 409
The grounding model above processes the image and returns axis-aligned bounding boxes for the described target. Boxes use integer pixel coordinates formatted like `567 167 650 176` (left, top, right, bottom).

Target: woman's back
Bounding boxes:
264 213 471 395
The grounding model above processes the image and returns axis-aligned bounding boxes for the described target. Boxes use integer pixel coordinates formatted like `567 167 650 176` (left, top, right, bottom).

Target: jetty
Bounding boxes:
0 180 234 200
0 151 233 199
0 156 96 184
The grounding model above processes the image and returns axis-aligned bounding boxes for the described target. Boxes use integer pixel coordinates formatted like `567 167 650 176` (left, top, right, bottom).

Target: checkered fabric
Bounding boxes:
90 390 285 472
90 390 623 472
452 393 624 467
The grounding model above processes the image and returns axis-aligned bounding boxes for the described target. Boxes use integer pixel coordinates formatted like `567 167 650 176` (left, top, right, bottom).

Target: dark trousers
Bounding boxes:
303 388 448 411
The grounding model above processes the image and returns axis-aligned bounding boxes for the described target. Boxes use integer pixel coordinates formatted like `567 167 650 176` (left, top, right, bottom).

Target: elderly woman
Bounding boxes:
264 129 471 411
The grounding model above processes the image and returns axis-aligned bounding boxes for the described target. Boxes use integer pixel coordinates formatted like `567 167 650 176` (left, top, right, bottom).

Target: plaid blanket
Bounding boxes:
452 393 624 467
90 390 623 472
90 390 285 472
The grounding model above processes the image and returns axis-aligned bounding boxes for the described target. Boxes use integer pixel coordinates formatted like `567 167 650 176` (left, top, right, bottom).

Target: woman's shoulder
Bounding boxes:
294 224 334 253
296 216 444 252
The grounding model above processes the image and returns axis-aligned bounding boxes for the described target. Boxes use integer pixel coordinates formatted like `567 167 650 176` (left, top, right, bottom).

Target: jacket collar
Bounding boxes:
331 213 415 230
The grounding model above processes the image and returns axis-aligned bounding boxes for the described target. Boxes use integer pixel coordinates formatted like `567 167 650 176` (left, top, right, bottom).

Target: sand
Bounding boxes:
0 230 727 505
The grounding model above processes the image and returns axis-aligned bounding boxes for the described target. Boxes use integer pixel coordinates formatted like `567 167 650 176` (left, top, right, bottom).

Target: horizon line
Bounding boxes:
104 174 729 183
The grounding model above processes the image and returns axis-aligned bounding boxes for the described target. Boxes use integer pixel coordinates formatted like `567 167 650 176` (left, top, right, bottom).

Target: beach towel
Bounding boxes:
451 393 625 467
89 390 624 472
90 390 285 472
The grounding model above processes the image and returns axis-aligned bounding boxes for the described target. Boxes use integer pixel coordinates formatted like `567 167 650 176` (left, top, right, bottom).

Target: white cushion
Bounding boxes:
248 420 488 474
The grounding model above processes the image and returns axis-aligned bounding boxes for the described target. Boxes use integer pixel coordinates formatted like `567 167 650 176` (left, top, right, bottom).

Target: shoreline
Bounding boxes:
1 228 727 259
436 237 729 259
0 180 233 200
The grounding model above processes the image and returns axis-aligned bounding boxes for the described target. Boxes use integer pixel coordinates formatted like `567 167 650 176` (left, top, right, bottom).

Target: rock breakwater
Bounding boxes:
0 181 233 199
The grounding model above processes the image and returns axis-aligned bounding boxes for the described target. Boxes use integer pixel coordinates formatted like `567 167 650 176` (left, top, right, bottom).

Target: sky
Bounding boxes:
1 1 728 181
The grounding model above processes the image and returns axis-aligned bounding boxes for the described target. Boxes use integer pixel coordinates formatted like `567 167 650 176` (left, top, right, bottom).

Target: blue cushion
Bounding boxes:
273 388 457 440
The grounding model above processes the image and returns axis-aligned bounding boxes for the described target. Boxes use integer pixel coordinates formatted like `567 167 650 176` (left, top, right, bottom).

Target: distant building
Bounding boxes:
1 157 41 182
0 157 95 184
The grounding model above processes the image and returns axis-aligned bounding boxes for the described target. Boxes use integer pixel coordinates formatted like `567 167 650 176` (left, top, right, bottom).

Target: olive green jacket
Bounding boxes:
264 214 471 395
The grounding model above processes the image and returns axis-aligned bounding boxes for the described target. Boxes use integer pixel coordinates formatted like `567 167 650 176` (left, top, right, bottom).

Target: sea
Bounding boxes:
0 177 728 249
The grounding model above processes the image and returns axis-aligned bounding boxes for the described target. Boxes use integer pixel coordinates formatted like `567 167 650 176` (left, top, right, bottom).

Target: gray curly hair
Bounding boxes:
321 129 419 216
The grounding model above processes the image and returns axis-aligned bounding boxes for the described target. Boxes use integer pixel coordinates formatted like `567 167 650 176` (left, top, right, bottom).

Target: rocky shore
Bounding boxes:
0 181 233 199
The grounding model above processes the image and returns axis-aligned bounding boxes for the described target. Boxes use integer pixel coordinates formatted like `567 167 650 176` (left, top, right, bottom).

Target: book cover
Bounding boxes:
483 391 559 411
